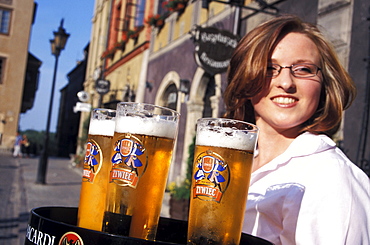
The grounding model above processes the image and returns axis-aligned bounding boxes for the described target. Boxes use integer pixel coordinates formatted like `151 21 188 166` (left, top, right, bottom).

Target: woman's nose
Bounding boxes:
273 68 296 92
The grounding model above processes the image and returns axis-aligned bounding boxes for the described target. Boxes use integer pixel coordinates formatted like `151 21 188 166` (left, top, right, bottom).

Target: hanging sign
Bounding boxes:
192 26 239 75
95 79 110 95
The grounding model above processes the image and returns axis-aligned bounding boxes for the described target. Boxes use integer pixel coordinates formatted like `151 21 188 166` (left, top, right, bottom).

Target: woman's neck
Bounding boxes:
252 124 299 172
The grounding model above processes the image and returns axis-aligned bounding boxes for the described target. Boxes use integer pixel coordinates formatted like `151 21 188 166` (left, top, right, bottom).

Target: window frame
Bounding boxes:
134 0 146 28
0 57 6 84
0 7 11 35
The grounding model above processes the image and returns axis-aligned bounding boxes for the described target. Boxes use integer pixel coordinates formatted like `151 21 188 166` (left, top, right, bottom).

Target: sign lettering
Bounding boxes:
110 168 139 187
194 185 222 202
192 26 239 75
26 225 56 245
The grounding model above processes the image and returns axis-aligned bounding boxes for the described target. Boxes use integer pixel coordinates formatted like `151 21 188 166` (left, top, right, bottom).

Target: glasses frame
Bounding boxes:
267 63 321 78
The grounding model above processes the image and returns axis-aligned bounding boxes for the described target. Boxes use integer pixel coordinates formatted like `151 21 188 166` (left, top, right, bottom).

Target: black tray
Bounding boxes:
24 206 272 245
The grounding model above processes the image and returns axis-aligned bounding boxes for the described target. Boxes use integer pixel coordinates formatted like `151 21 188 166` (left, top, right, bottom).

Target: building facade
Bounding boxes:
56 44 89 158
143 0 370 179
76 0 154 156
144 0 253 183
0 0 39 152
78 0 370 183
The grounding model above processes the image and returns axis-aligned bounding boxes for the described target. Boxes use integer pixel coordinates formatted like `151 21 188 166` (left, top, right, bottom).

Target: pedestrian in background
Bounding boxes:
22 134 31 158
13 132 22 158
224 15 370 244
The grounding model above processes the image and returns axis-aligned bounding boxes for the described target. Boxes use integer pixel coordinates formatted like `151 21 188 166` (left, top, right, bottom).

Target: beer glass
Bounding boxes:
187 118 259 245
77 108 116 231
103 102 179 241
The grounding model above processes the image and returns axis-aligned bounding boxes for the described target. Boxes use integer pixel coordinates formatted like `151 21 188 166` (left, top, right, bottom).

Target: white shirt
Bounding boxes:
243 132 370 245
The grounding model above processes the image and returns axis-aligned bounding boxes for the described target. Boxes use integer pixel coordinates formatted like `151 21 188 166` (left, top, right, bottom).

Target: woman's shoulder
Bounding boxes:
252 132 369 186
288 133 370 190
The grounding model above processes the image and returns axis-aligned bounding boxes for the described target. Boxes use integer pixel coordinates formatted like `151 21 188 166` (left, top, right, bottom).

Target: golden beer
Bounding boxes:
187 118 258 245
77 109 115 231
103 103 179 241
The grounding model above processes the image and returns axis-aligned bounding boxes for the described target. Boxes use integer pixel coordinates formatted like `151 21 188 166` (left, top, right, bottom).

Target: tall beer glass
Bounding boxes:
187 118 258 245
77 108 116 231
103 102 179 241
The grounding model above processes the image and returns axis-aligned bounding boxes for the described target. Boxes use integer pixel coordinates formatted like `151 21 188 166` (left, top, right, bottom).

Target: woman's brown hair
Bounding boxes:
223 15 356 137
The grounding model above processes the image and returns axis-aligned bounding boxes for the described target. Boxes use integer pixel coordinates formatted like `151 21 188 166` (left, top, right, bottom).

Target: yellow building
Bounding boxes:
79 0 252 182
0 0 37 152
77 0 154 156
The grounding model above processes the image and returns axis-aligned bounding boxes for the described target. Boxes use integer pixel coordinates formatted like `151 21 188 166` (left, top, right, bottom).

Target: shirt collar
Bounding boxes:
251 132 336 177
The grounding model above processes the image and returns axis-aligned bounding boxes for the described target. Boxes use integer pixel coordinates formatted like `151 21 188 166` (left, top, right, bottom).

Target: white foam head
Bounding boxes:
115 116 178 139
196 119 258 151
89 118 116 136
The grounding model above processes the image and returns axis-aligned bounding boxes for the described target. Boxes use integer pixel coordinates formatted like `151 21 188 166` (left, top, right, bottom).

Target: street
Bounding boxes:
0 154 81 245
0 154 170 245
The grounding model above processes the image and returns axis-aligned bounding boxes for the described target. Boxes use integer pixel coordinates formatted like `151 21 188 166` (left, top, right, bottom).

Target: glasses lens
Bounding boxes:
292 64 317 77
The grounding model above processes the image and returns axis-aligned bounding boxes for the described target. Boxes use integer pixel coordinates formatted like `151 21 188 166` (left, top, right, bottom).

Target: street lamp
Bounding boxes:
36 19 70 184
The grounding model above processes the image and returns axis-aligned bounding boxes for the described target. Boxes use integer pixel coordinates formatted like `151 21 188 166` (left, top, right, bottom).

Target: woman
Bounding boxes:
224 15 370 244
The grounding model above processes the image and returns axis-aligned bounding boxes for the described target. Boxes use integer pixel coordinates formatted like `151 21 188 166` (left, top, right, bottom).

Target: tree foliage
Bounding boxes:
19 129 58 156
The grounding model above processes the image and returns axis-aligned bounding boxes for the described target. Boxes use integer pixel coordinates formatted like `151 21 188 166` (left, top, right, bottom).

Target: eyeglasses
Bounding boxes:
266 63 321 78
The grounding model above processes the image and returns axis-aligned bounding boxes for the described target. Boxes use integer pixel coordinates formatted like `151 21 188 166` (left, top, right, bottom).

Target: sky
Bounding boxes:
19 1 95 132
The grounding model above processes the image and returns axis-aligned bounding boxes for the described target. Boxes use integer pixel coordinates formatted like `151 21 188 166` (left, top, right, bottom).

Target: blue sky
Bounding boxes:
19 0 94 132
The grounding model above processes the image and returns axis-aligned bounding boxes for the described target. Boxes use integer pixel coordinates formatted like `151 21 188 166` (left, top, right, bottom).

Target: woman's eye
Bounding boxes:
295 65 313 73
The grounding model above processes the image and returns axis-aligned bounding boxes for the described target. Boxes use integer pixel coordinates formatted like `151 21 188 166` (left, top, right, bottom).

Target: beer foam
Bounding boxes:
115 116 177 139
196 128 257 151
89 118 116 136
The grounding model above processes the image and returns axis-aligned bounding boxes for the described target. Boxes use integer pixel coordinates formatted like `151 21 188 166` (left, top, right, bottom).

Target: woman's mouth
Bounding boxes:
271 96 297 105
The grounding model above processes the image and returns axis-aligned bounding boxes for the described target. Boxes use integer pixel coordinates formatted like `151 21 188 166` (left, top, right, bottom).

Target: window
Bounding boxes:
135 0 146 27
114 3 122 31
123 0 145 30
0 8 11 34
0 57 5 84
108 2 121 49
164 84 178 111
123 1 132 31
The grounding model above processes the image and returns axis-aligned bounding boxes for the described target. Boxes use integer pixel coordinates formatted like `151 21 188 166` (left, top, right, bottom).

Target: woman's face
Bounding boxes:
251 32 322 135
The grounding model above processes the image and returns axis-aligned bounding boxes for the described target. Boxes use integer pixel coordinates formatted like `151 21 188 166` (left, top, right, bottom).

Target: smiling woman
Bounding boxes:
224 15 370 245
251 32 322 141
